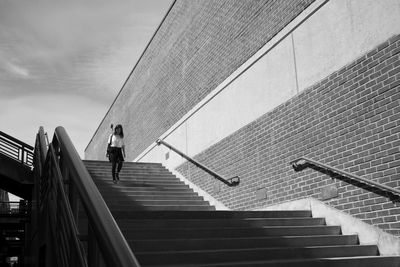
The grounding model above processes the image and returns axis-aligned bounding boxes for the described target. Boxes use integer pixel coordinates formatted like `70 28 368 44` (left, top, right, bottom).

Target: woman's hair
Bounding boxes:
114 124 124 138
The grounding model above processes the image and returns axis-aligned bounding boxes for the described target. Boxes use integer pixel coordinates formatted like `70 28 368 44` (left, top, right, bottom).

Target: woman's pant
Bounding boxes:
112 160 123 178
109 147 124 179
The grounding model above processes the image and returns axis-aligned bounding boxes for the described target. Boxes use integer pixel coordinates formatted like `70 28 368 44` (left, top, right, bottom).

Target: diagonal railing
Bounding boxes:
0 130 34 167
156 139 240 187
290 157 400 201
34 126 140 267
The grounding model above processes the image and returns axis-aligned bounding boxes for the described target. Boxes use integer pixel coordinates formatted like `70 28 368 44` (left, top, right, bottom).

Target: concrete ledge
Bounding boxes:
256 197 400 256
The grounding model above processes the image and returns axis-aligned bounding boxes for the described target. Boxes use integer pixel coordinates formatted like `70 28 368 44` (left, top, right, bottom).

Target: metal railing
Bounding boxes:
35 126 140 267
0 130 34 167
290 157 400 201
35 127 87 267
0 201 30 216
156 139 240 187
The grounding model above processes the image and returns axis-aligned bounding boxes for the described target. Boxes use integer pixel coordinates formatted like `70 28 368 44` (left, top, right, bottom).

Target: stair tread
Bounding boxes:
128 235 360 251
135 245 379 265
136 244 378 255
146 256 400 267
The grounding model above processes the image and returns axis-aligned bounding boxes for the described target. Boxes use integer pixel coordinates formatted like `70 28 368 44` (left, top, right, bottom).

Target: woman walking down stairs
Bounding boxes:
83 160 400 267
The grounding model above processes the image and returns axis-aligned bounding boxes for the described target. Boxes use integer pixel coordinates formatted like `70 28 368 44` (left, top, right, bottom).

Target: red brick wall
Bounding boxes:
85 0 316 160
177 35 400 236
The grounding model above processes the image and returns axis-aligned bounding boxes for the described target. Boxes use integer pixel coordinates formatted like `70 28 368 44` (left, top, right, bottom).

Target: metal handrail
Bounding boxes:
156 139 240 186
53 126 140 267
35 128 87 267
290 157 400 200
0 130 34 167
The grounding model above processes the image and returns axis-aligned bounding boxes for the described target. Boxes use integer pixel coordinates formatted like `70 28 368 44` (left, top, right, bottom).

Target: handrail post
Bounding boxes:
156 139 240 187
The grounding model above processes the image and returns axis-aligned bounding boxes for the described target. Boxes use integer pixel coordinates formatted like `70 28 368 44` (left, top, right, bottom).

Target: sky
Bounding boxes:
0 0 173 158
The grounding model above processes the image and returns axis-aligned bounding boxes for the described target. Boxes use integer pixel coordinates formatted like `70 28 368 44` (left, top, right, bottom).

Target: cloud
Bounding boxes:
0 0 173 158
0 0 171 98
3 61 30 78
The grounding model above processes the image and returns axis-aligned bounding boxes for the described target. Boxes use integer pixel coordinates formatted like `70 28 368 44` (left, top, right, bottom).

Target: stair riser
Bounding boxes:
135 245 378 265
90 173 177 178
110 206 216 212
108 210 313 219
129 235 359 252
94 182 189 187
92 177 182 183
121 226 342 239
101 196 205 201
96 184 191 190
182 257 400 267
84 160 162 167
105 200 210 206
117 218 326 228
87 169 168 174
99 191 197 197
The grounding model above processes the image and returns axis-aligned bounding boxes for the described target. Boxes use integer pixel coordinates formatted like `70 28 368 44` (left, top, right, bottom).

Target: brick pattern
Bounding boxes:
177 35 400 236
85 0 316 159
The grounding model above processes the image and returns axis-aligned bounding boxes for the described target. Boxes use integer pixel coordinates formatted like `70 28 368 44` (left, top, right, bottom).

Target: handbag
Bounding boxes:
106 134 113 161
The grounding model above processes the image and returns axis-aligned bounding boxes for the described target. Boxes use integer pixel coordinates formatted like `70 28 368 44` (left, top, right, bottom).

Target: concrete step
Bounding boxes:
110 205 216 212
95 181 191 189
101 195 205 201
90 172 175 179
134 245 378 265
99 191 199 197
84 160 162 167
91 175 180 181
146 256 400 267
120 225 342 239
105 199 211 207
94 180 188 187
109 210 313 219
84 162 167 172
129 235 359 252
118 217 326 228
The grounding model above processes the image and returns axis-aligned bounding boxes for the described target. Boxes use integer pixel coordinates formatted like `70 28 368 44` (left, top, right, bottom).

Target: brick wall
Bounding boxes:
84 0 315 160
177 35 400 236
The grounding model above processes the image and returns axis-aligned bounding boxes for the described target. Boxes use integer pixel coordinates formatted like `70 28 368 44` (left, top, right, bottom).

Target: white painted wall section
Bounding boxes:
295 0 400 91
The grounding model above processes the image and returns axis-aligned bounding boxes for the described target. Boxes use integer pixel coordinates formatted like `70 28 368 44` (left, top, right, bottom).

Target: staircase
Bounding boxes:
84 160 400 267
